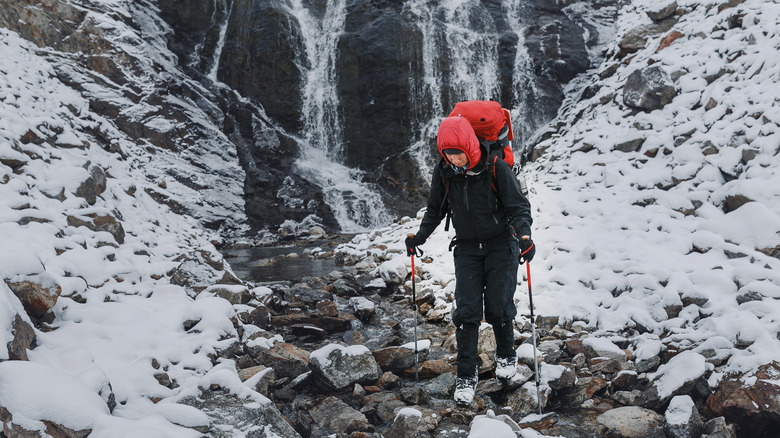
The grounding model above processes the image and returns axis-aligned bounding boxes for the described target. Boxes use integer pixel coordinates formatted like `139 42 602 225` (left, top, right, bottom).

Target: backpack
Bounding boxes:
448 100 514 167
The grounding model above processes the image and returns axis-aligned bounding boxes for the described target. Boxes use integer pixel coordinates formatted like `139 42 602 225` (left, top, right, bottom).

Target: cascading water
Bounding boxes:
208 0 234 82
403 0 537 169
285 0 393 232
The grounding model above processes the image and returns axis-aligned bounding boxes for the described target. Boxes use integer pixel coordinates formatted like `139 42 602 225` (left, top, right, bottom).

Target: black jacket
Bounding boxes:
417 152 532 243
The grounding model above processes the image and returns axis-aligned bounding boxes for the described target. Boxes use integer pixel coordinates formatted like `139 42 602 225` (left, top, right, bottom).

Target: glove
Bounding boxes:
405 234 425 256
519 236 535 264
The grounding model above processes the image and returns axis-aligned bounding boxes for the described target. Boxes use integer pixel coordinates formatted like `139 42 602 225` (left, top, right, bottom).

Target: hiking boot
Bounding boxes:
454 369 478 406
495 356 518 380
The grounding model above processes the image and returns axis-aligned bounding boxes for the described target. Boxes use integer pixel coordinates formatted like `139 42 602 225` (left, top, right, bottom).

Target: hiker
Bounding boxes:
405 115 535 406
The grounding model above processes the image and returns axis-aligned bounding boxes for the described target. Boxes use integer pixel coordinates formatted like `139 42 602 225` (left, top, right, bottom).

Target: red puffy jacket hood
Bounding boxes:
436 116 482 171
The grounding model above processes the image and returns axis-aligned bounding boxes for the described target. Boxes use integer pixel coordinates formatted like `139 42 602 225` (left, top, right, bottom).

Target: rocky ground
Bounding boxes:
207 233 763 438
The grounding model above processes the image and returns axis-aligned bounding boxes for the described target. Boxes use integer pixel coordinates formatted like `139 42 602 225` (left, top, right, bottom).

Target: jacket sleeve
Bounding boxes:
494 160 533 237
416 164 448 241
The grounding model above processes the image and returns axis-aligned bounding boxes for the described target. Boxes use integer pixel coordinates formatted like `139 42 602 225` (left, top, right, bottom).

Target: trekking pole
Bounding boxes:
526 255 543 415
407 233 420 380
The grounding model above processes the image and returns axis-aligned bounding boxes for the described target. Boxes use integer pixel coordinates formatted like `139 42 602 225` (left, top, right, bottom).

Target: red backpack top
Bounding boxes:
448 100 514 167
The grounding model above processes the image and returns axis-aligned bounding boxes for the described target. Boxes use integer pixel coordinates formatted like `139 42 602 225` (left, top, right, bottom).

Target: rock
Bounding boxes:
597 406 664 438
649 351 706 405
5 273 61 319
542 363 576 390
505 381 551 415
271 312 355 332
721 195 752 213
403 358 456 379
623 66 678 111
247 342 309 380
205 284 251 305
706 362 780 435
384 407 428 438
74 164 107 205
582 337 627 362
246 305 272 329
316 299 339 317
613 138 646 153
664 395 703 438
618 18 677 57
6 313 35 361
422 372 456 399
170 256 225 293
179 390 300 437
701 416 736 438
238 365 275 398
309 344 381 391
309 396 371 434
349 296 376 322
612 390 644 406
66 213 125 244
646 1 678 21
657 30 685 51
372 345 429 373
376 371 401 390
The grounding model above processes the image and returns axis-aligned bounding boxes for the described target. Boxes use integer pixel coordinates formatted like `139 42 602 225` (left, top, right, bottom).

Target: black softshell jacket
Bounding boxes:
416 154 532 243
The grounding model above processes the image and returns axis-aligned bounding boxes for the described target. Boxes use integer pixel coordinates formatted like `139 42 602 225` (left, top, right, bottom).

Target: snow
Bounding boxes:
582 337 626 361
395 407 422 419
0 361 110 431
653 351 707 399
467 417 515 438
665 395 695 426
310 343 371 367
1 0 779 435
402 339 431 350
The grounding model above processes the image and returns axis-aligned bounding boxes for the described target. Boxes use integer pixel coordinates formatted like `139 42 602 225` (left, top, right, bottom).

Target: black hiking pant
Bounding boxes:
452 236 519 377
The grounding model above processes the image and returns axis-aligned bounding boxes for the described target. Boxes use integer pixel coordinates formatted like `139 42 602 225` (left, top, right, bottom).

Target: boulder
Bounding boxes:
372 345 429 373
74 164 107 205
582 337 627 361
66 213 125 244
384 407 428 438
309 344 381 391
247 342 310 380
706 362 780 436
5 273 61 319
623 66 678 111
308 396 371 434
664 395 704 438
179 390 300 437
597 406 664 438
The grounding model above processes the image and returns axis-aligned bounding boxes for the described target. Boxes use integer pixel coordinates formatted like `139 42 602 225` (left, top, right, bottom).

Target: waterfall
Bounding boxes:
208 0 234 82
403 0 530 169
285 0 393 232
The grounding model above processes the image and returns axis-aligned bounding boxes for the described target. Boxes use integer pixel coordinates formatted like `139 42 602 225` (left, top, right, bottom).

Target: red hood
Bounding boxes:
436 116 481 171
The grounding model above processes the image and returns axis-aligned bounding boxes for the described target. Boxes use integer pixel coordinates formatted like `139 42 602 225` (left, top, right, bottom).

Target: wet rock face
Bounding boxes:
219 0 305 134
157 0 599 232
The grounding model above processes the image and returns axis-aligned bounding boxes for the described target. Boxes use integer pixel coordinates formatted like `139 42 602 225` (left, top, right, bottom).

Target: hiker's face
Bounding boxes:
447 152 468 168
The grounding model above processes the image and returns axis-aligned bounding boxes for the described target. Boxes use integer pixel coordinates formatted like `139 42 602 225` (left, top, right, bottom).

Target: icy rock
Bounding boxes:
664 395 703 438
651 351 706 402
385 407 428 438
4 313 34 361
238 366 275 398
582 337 627 361
309 344 381 391
646 0 677 22
74 164 106 205
701 416 737 438
66 213 125 244
706 362 780 434
205 284 251 305
505 381 551 415
349 296 376 322
623 66 678 111
179 390 300 438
